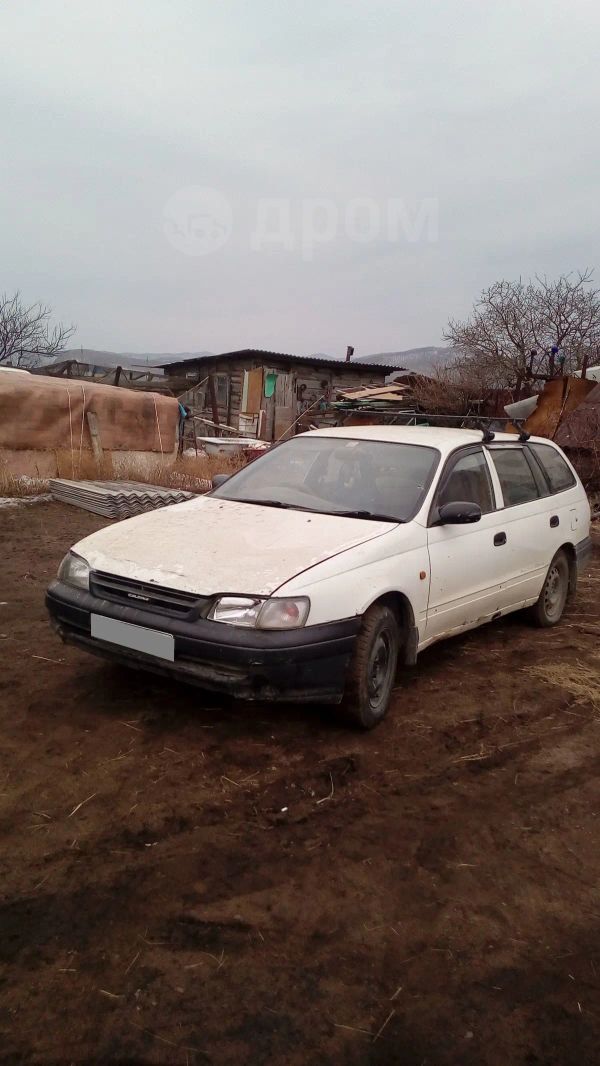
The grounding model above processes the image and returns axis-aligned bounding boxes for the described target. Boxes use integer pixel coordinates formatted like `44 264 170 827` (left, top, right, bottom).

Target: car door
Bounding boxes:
425 446 508 643
485 444 554 608
527 441 587 549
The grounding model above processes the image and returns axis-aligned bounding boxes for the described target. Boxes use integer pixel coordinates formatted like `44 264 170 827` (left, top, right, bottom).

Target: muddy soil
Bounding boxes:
1 502 600 1065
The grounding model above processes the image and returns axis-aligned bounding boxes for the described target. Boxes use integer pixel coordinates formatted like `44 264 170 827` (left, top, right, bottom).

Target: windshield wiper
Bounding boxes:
328 509 403 523
233 498 290 509
227 499 402 522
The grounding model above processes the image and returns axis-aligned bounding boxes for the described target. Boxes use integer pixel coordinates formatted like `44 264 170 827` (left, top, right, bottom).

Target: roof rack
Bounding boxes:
376 412 532 443
512 419 531 442
474 419 495 443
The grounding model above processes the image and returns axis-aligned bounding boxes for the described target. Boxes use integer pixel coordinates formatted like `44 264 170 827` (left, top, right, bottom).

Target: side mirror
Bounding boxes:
211 474 231 489
438 500 482 525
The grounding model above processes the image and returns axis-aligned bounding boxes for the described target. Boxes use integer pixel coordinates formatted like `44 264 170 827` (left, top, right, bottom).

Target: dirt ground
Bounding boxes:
1 502 600 1066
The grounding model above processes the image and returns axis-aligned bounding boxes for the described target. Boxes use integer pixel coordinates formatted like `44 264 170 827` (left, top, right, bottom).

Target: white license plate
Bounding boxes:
91 614 175 662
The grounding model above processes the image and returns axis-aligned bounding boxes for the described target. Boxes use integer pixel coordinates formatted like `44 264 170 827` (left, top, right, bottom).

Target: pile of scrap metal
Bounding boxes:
507 375 600 492
331 382 418 425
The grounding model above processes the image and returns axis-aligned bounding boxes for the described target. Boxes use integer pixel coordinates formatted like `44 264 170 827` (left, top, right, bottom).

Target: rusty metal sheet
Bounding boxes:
522 377 596 439
555 383 600 450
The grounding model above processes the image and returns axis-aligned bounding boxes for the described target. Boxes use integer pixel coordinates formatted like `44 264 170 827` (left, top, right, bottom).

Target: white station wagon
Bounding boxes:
47 426 592 728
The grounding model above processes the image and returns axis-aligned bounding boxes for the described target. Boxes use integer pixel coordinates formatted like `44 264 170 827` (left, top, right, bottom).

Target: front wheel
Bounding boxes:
530 550 570 627
340 605 400 729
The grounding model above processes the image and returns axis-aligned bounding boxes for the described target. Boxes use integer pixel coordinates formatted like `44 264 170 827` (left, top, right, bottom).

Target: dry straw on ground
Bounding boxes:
0 467 46 498
0 450 245 497
528 659 600 709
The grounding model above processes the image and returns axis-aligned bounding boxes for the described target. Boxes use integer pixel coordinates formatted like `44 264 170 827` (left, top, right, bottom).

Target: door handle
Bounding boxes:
494 532 507 546
550 515 559 528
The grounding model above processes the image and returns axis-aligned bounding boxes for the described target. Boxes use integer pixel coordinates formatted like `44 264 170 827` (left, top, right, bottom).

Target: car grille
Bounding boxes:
90 570 211 620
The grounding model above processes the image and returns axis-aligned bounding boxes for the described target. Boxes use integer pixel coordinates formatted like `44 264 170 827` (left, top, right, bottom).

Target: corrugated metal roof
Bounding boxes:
162 348 401 373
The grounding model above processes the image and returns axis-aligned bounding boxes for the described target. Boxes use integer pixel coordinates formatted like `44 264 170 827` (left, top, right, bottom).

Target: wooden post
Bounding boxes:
207 374 220 432
266 392 276 441
86 411 104 464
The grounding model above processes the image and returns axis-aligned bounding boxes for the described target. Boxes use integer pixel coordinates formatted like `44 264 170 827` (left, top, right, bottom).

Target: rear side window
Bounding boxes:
489 448 540 507
529 443 576 493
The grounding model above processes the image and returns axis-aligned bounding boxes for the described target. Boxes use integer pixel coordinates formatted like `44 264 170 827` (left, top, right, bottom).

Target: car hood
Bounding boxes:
73 495 396 596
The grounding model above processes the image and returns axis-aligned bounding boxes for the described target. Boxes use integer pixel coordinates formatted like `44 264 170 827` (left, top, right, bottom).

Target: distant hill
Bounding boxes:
354 346 458 373
120 351 215 366
40 348 214 370
38 345 456 375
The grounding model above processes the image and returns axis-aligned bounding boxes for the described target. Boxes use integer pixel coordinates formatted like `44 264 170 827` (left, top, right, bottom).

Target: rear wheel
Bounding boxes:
340 605 400 729
530 550 570 627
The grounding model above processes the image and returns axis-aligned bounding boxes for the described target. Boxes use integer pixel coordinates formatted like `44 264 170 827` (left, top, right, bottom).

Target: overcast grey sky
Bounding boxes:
2 0 599 357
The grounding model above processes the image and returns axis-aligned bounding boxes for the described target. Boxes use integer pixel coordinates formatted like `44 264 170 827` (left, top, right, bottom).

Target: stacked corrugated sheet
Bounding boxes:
49 479 195 518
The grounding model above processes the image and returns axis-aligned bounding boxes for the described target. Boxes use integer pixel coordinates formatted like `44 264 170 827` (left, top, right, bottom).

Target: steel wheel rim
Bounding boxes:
367 630 393 708
543 563 566 620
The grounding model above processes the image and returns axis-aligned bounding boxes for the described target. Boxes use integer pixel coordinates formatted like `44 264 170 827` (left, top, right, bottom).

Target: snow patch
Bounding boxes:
0 494 54 509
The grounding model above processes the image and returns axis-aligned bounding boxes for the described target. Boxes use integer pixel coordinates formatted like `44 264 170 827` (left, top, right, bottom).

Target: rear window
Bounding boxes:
529 443 576 493
489 448 540 507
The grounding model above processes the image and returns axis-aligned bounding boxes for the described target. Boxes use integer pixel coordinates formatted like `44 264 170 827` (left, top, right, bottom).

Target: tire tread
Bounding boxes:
341 605 399 729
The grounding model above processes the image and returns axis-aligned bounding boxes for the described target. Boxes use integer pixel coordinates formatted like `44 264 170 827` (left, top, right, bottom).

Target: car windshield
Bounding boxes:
212 436 440 522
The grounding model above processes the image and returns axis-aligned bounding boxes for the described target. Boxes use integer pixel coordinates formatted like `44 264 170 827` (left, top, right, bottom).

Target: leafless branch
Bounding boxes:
0 291 75 367
444 272 600 394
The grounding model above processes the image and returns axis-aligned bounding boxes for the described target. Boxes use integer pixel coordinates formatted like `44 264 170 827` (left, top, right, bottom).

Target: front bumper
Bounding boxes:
46 581 360 703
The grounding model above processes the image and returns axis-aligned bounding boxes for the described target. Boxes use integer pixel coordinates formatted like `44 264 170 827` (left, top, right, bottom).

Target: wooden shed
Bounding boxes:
163 349 399 441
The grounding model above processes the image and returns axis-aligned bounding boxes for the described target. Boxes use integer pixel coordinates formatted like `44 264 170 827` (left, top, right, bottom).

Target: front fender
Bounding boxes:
277 529 430 636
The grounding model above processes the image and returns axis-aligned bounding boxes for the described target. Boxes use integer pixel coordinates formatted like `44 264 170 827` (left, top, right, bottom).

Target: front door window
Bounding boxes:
437 450 495 514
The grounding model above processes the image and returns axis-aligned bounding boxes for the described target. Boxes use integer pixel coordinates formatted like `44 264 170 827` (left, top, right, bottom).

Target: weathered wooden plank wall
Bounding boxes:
166 357 390 439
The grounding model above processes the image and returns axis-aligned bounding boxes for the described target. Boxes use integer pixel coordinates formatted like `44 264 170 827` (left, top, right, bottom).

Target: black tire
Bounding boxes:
340 605 400 729
530 550 570 628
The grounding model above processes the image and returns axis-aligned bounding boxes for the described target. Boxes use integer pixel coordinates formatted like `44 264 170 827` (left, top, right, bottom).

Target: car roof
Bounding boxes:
306 424 550 456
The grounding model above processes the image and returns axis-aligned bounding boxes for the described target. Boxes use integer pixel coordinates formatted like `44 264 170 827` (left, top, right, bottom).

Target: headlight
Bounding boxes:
209 595 310 629
258 597 310 630
57 552 90 591
209 596 262 627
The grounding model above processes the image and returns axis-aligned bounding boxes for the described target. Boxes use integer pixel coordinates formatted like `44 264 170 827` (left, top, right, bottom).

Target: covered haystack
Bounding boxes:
0 368 179 477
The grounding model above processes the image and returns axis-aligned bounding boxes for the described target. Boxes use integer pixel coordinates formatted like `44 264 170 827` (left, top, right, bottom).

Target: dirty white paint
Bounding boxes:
65 427 591 646
73 495 396 596
279 521 430 627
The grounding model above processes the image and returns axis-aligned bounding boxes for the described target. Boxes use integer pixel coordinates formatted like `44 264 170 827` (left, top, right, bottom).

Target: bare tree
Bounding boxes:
410 360 495 415
530 271 600 377
445 271 600 396
0 292 75 367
